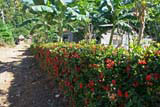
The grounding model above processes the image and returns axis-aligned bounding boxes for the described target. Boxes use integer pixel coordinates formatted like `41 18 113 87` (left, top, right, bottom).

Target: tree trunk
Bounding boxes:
109 24 116 45
58 30 63 42
137 1 146 45
1 9 5 24
137 21 145 44
58 20 63 42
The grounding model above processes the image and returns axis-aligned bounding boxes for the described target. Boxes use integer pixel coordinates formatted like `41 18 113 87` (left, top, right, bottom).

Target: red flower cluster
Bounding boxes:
102 85 110 91
146 73 160 81
70 52 80 58
153 73 160 80
117 89 123 97
99 72 104 80
117 89 129 98
105 59 115 69
53 64 59 77
87 80 95 92
79 83 83 89
33 43 160 106
112 80 116 86
133 81 139 87
125 65 131 72
65 81 71 87
146 74 152 81
138 60 147 65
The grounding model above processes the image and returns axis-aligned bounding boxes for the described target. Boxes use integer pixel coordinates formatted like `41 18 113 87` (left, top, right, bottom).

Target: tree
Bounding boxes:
99 0 135 45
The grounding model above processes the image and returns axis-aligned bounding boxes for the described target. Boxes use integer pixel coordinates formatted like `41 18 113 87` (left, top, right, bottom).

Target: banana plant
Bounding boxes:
100 0 135 45
30 0 79 42
68 0 102 42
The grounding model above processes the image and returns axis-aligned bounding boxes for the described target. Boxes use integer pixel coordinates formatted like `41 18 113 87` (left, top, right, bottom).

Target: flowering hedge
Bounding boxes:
31 42 160 107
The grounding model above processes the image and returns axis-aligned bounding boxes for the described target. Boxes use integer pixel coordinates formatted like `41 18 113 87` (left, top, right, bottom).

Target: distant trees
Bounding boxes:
1 0 160 45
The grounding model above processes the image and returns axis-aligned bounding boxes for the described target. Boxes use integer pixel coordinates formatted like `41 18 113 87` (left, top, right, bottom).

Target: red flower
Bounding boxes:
133 81 139 87
103 85 110 91
65 81 71 87
90 88 94 92
71 52 80 58
73 77 77 82
84 99 89 105
153 73 160 80
105 59 115 69
46 49 51 56
89 80 94 87
146 74 152 81
125 91 129 98
112 80 116 86
53 56 59 63
53 64 59 77
138 60 147 65
79 83 83 89
99 72 104 80
117 89 123 97
125 65 131 72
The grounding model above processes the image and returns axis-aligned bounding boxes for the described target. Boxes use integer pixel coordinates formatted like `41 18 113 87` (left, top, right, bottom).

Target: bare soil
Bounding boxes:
0 43 67 107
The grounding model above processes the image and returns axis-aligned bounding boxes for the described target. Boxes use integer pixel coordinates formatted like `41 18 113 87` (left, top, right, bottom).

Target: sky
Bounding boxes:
23 0 72 4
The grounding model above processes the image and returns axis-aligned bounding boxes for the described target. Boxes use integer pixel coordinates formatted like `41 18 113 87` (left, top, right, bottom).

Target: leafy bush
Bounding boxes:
0 21 14 45
32 42 160 107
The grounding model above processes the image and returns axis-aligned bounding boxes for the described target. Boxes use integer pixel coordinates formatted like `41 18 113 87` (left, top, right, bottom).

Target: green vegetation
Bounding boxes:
0 0 160 45
1 0 160 106
0 21 14 45
32 42 160 106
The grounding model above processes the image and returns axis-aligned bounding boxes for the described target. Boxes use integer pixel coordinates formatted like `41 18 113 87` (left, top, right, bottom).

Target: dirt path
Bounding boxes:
0 43 66 107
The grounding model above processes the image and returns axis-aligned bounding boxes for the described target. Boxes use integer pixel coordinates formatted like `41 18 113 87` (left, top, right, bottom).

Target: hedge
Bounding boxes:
31 42 160 107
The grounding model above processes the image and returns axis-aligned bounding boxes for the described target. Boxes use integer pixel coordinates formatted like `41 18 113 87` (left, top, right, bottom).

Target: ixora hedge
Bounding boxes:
31 42 160 107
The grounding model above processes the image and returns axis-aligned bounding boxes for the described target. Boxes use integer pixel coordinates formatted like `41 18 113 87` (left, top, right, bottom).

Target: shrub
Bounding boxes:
0 21 14 45
31 42 160 107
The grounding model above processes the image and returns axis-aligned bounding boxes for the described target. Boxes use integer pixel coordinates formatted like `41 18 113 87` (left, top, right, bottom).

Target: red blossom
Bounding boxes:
133 81 139 87
84 99 89 105
79 83 83 89
146 74 152 81
99 72 104 80
53 56 59 63
46 57 51 64
105 59 115 69
112 80 116 86
125 65 131 72
73 77 77 83
65 81 71 87
125 91 129 98
117 89 123 97
53 64 59 77
102 85 110 91
46 49 51 56
89 80 94 87
90 88 94 92
71 52 80 58
153 73 160 80
138 60 147 65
